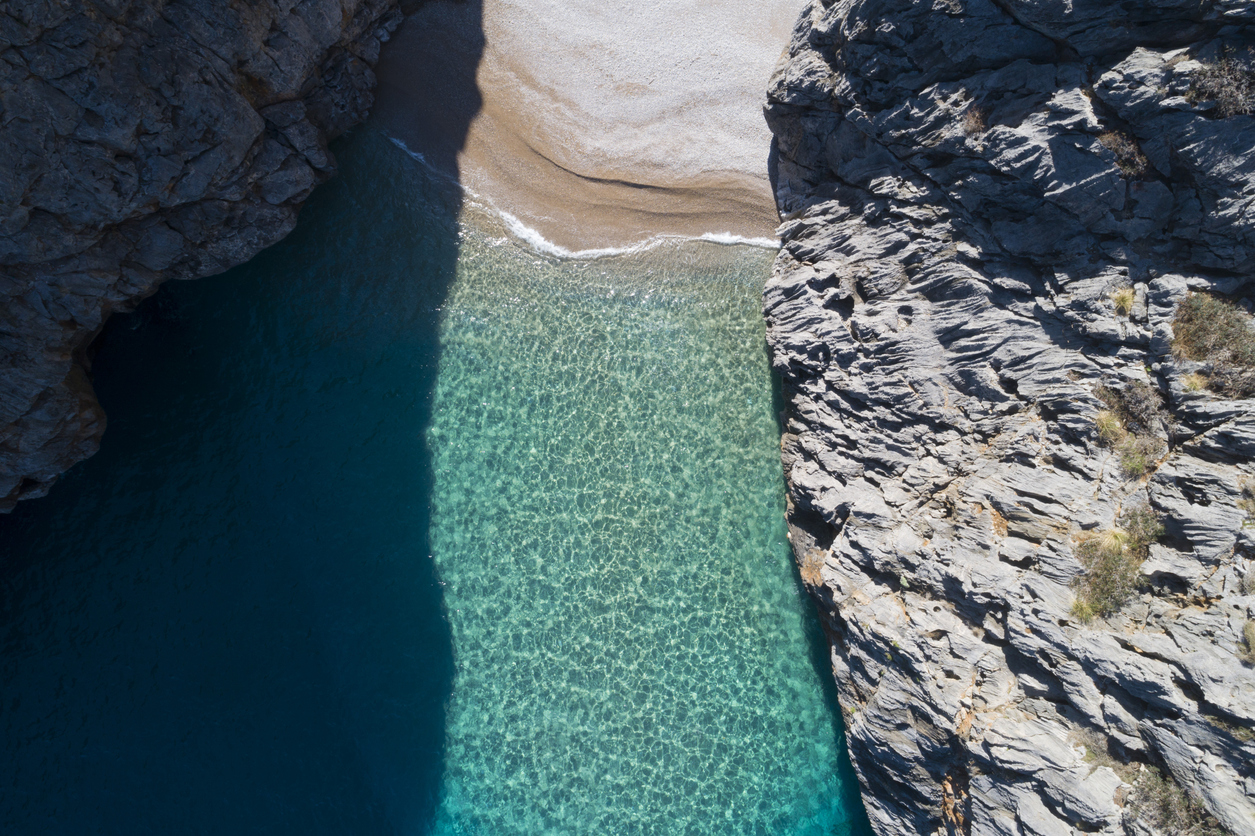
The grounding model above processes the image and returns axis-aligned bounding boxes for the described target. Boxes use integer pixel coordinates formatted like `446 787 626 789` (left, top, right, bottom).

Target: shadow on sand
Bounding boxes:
0 4 483 833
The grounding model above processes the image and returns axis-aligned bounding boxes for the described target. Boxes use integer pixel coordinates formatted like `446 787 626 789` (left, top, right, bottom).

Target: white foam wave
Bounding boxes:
694 231 781 249
385 133 780 260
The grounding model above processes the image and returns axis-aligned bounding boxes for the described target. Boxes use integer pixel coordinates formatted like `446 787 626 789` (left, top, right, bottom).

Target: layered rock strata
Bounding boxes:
764 1 1255 834
0 0 402 509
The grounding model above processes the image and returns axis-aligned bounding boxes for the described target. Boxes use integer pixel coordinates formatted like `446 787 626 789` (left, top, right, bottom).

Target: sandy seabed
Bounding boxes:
374 0 806 252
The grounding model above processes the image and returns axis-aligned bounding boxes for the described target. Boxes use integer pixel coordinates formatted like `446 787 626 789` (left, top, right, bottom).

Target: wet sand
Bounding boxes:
374 0 805 252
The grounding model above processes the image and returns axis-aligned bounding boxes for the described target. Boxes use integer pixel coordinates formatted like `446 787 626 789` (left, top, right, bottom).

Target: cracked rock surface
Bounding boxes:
0 0 401 509
764 1 1255 834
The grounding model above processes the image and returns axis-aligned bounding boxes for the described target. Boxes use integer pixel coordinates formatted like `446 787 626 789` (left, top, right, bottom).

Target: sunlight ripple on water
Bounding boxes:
424 217 866 836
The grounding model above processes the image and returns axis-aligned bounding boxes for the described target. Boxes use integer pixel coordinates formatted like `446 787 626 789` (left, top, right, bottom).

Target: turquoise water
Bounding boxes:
427 228 866 835
0 128 869 835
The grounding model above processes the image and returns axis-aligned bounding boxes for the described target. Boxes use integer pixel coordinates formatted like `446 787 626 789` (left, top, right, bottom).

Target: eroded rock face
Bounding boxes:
0 0 402 509
764 1 1255 834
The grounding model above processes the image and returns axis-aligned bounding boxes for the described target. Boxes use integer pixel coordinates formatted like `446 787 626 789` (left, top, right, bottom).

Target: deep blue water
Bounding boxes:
0 128 870 835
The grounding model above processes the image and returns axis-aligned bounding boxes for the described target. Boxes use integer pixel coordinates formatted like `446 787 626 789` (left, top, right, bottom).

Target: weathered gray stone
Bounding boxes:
766 1 1255 833
0 0 403 509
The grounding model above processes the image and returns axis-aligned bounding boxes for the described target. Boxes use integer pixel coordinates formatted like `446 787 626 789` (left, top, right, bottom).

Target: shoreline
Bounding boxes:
373 0 804 252
385 134 780 259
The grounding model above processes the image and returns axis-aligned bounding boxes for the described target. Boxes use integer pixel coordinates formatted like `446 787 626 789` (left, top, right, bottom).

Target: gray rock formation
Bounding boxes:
764 1 1255 834
0 0 402 509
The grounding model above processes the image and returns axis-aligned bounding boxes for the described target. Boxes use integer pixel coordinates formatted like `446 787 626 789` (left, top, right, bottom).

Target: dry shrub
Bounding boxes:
1173 293 1255 398
1208 365 1255 399
1189 48 1255 118
1111 287 1136 317
1241 620 1255 665
1098 130 1148 177
1094 384 1168 477
1098 382 1166 436
1072 505 1162 621
1182 372 1209 392
1121 504 1165 557
963 106 988 136
1173 294 1255 364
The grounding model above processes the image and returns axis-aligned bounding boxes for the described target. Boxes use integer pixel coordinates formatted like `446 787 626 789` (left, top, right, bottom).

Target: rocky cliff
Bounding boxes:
0 0 401 510
764 1 1255 834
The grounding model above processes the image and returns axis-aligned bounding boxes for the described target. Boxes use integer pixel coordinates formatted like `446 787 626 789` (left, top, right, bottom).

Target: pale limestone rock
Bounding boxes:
766 1 1255 833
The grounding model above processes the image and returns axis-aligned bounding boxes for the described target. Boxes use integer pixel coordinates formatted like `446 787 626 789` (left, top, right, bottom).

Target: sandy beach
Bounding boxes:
374 0 805 252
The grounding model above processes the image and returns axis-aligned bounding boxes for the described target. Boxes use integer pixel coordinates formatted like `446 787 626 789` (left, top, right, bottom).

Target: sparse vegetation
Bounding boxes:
1121 503 1165 551
1098 130 1148 177
1093 384 1168 478
1119 436 1163 478
1241 620 1255 665
1188 47 1255 118
963 106 988 136
1111 287 1136 317
1173 293 1255 398
1071 504 1162 621
1242 566 1255 596
1075 729 1137 780
1127 767 1228 836
1079 733 1232 833
1099 382 1166 435
1206 709 1255 744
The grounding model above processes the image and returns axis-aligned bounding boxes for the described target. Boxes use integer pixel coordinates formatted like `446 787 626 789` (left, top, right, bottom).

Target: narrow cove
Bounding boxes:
0 127 870 835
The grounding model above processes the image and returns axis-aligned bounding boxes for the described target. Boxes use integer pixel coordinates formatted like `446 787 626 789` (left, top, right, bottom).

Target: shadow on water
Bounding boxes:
797 599 877 836
0 3 483 833
769 363 876 836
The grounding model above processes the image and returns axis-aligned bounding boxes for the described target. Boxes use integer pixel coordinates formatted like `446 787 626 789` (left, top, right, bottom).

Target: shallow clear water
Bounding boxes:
427 230 865 836
0 128 869 835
